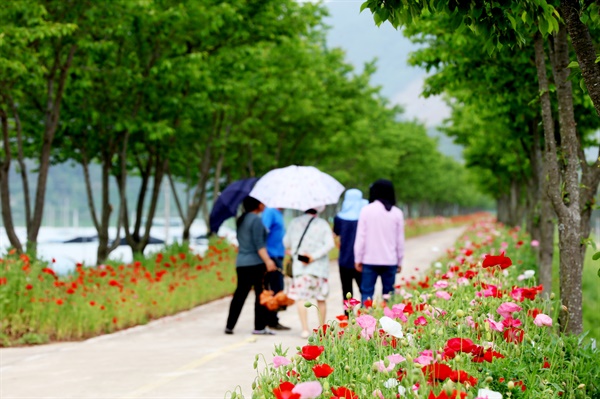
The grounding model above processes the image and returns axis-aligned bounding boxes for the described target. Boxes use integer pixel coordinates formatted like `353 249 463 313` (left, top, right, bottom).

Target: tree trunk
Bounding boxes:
0 106 23 253
549 25 583 334
8 96 32 231
533 32 559 298
560 0 600 117
497 194 510 225
27 45 77 254
182 143 212 241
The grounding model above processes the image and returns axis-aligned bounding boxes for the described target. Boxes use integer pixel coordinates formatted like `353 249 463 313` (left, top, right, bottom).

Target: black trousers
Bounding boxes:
339 266 362 313
226 264 268 331
264 257 284 326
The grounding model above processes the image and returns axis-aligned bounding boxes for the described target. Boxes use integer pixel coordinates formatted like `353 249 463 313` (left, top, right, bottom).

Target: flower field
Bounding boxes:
0 239 237 346
249 220 599 399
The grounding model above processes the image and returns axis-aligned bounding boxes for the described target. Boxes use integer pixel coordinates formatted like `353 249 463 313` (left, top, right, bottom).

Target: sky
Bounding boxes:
320 0 451 127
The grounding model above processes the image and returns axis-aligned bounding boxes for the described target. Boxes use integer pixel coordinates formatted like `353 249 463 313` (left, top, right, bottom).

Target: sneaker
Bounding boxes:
268 323 291 331
252 328 276 335
224 328 234 335
300 330 310 339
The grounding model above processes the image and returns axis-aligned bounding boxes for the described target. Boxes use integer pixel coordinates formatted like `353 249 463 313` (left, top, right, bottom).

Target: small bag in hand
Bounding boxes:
283 256 293 278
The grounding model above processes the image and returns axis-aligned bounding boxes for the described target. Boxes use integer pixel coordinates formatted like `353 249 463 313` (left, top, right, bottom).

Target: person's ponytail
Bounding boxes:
236 196 262 229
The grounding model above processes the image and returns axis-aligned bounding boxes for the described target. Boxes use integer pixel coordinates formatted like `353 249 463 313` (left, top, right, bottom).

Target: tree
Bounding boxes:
360 0 600 333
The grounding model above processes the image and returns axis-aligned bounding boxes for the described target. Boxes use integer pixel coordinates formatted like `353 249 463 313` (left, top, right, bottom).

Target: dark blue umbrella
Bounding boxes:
209 177 258 233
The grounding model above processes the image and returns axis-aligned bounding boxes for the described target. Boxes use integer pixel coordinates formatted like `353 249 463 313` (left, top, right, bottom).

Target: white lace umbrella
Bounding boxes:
249 165 345 211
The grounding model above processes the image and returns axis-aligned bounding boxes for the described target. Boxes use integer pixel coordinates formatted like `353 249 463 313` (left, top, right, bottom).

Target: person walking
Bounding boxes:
284 207 334 338
333 189 366 314
354 179 404 304
225 197 277 335
262 207 290 331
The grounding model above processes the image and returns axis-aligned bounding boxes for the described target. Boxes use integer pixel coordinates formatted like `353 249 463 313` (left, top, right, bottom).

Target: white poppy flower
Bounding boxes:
379 316 403 338
383 378 398 389
477 388 503 399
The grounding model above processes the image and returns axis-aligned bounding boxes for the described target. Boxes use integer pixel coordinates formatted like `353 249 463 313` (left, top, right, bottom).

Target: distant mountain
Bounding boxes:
323 2 463 160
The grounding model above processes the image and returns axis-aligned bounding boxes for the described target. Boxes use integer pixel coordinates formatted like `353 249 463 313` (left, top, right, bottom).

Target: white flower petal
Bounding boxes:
379 316 404 338
383 378 398 389
477 388 503 399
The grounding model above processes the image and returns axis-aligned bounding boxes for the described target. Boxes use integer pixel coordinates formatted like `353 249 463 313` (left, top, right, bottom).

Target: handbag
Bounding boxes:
284 217 315 278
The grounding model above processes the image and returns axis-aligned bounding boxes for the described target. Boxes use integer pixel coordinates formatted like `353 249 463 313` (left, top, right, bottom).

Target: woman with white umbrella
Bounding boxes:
283 206 334 338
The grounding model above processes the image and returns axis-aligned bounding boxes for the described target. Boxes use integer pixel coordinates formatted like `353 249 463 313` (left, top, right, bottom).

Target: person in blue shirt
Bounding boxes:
262 207 291 331
333 189 367 315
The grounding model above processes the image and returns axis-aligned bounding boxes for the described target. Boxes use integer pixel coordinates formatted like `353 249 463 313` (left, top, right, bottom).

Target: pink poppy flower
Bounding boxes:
433 280 449 289
292 381 323 398
530 240 540 247
485 317 505 332
374 360 395 372
457 277 469 285
273 356 291 368
343 298 360 310
533 313 553 327
414 316 428 326
387 354 406 364
356 314 377 339
465 316 476 328
496 302 522 318
383 303 408 322
435 291 452 300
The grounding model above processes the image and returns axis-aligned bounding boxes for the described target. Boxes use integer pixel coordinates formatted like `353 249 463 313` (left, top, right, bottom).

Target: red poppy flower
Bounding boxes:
449 370 478 386
482 253 512 269
463 270 478 279
312 363 334 378
299 345 324 360
543 358 551 368
428 391 467 399
445 338 475 353
286 369 300 380
422 363 452 382
331 386 358 399
503 327 525 344
55 298 64 305
0 277 6 285
273 382 300 399
25 284 33 290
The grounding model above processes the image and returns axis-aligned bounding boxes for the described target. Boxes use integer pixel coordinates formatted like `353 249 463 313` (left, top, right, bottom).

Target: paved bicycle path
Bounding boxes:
0 227 466 399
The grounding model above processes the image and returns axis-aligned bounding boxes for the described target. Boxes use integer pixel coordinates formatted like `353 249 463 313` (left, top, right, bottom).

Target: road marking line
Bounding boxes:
121 337 254 399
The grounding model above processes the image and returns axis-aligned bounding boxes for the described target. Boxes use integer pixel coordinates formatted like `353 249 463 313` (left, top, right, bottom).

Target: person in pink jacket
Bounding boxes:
354 179 404 303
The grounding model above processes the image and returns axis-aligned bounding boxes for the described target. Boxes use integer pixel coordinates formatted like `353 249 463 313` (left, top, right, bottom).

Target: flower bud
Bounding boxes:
577 384 585 390
507 381 515 390
561 305 568 312
304 301 312 308
456 309 465 318
485 376 493 383
550 292 555 299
